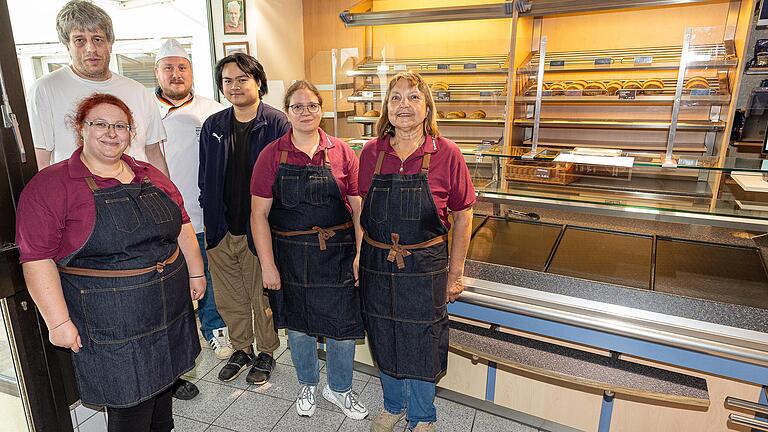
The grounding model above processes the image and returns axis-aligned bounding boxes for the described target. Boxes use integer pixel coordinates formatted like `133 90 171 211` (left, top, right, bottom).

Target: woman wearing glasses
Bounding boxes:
16 93 204 432
250 80 368 420
358 72 475 432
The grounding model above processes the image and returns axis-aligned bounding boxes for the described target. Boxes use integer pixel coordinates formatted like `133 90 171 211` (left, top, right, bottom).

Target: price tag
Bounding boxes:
594 57 612 66
690 89 711 96
634 56 653 65
394 64 407 71
481 140 495 146
541 90 553 96
435 91 451 102
437 63 450 70
618 89 637 100
479 91 494 97
678 157 698 167
565 90 583 97
464 63 477 69
361 91 374 98
549 60 565 67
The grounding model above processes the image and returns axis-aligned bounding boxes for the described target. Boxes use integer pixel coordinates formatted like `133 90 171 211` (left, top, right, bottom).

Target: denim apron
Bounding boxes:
56 176 200 408
268 146 364 340
360 137 450 381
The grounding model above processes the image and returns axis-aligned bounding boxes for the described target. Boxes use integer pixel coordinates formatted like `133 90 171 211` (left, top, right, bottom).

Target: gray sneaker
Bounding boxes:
322 385 369 420
410 422 436 432
295 385 316 417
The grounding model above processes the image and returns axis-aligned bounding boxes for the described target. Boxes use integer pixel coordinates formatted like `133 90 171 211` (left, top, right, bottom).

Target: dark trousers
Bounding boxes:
106 387 174 432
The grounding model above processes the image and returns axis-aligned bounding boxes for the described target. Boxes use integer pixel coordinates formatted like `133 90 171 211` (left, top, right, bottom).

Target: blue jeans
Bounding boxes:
287 329 355 392
380 372 437 427
196 232 226 341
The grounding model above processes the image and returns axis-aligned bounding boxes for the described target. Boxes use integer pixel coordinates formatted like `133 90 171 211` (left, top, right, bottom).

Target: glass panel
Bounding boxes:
654 239 768 309
467 217 562 271
547 228 653 289
0 301 30 432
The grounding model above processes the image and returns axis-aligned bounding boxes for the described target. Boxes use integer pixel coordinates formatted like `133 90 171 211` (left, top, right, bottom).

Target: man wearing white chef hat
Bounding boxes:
154 38 231 399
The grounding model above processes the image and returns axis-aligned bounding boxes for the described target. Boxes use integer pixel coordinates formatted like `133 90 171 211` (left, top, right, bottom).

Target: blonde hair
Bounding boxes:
375 71 440 139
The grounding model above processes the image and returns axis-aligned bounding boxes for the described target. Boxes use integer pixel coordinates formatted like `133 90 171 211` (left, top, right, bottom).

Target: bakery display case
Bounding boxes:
327 1 768 431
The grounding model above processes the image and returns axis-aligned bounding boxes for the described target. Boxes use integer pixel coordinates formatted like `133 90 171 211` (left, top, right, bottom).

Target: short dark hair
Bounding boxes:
214 53 268 97
283 80 323 112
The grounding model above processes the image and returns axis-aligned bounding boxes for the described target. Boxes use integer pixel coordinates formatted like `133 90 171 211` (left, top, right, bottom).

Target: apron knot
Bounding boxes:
386 233 411 269
312 226 336 251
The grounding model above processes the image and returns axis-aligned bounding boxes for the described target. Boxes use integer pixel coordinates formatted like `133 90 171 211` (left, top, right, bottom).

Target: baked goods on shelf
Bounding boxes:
549 82 567 95
566 80 587 90
622 80 642 90
436 110 446 119
432 81 449 91
362 110 380 117
605 80 623 95
468 110 487 119
685 76 710 90
445 111 467 119
583 81 606 96
641 79 664 95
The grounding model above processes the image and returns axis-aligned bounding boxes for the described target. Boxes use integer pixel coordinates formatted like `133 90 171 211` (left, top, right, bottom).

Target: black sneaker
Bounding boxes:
218 349 255 382
246 352 275 385
172 378 199 400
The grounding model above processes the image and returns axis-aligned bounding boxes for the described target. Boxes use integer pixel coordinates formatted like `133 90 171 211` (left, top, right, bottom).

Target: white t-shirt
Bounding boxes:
157 93 225 233
26 66 167 163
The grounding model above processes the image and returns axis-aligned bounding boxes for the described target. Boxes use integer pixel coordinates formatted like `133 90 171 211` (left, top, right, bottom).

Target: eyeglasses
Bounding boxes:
84 120 132 133
288 103 321 115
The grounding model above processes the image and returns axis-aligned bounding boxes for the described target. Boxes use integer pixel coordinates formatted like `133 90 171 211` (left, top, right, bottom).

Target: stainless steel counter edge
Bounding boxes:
461 276 768 367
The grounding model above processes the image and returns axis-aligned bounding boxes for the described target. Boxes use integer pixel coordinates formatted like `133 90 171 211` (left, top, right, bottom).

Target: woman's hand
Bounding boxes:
50 320 82 353
446 271 465 303
353 253 360 287
190 276 206 301
262 264 281 290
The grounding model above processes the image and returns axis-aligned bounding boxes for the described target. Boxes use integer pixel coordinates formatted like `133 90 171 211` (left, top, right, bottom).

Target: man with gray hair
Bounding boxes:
225 0 244 33
27 0 168 174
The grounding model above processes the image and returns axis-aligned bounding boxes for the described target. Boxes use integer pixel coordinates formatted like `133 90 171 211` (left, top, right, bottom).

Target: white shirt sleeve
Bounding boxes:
26 81 55 151
141 91 167 146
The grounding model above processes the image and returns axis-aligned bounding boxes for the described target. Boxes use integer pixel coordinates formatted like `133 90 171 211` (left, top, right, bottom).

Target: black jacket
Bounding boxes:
198 102 290 250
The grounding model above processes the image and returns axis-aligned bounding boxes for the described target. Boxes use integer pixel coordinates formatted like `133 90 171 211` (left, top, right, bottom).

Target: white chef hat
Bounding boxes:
156 38 190 63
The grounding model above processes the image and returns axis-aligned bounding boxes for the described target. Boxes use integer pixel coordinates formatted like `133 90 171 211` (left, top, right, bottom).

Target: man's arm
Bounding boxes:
145 142 169 177
35 149 52 170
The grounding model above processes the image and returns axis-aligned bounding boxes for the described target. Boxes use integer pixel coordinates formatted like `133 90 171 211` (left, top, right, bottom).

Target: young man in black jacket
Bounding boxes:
199 53 289 385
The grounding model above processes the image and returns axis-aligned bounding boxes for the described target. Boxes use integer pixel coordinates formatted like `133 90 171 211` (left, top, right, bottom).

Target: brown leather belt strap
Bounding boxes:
363 232 447 269
272 221 354 251
58 246 180 277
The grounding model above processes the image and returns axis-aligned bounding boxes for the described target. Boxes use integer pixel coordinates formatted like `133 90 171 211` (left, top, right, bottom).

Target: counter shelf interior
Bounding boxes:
466 215 768 309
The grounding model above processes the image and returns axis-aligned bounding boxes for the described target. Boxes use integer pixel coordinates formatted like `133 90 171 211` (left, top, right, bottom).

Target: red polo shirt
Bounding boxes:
358 135 476 229
250 128 360 212
16 146 189 264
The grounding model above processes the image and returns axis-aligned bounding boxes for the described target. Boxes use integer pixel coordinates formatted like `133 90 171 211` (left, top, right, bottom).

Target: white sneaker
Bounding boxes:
209 327 234 360
296 385 316 417
322 385 369 420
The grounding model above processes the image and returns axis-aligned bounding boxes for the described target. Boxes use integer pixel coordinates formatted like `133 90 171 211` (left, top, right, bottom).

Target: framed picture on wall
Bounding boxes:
223 41 250 56
223 0 246 35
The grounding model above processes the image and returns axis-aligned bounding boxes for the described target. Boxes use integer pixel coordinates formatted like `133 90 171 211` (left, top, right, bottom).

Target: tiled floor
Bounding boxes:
69 334 544 431
170 336 543 432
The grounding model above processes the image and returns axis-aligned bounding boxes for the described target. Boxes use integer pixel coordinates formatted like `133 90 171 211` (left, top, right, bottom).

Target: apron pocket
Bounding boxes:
399 187 422 221
104 196 141 233
309 175 330 205
279 175 300 208
81 279 165 344
367 187 389 223
139 192 173 224
392 273 440 321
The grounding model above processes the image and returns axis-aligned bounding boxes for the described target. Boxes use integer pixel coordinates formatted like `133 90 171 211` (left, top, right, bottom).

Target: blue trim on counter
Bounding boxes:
598 391 615 432
485 361 497 402
448 301 768 385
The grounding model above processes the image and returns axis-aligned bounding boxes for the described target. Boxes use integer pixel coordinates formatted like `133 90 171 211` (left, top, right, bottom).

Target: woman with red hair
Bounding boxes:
16 93 204 432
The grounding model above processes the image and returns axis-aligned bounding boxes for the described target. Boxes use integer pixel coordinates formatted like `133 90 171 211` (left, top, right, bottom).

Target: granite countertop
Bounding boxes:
464 205 768 333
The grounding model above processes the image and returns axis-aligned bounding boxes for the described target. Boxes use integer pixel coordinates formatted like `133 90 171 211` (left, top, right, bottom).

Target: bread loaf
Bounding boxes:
468 110 487 119
362 110 380 117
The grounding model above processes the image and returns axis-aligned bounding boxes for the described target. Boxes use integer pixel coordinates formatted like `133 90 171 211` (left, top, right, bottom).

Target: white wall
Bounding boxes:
7 0 216 98
209 0 306 108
